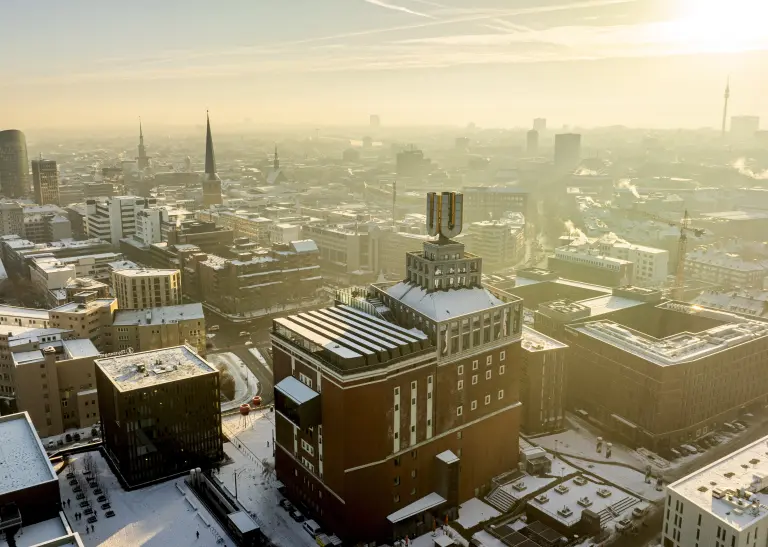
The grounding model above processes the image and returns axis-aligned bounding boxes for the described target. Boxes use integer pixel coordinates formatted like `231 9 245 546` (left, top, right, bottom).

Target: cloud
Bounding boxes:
363 0 435 18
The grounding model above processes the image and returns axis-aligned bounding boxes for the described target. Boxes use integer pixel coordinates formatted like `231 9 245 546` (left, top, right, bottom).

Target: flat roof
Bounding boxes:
578 294 646 317
227 511 259 534
703 210 768 221
387 492 446 523
96 346 216 391
62 339 99 360
51 298 115 314
112 303 204 326
522 326 567 352
0 305 49 320
112 268 179 277
669 433 768 531
436 450 460 464
0 412 57 496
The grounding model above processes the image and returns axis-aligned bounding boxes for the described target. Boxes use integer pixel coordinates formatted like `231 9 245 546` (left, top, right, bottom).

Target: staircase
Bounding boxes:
485 486 517 513
597 496 639 526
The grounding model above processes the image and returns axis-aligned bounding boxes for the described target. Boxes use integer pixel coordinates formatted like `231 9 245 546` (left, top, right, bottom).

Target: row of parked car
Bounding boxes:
277 497 342 546
667 419 749 459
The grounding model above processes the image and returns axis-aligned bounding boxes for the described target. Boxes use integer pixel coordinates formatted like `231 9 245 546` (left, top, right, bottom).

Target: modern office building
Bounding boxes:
554 133 582 171
111 268 182 309
565 302 768 452
202 113 223 208
664 433 768 547
14 338 101 437
31 158 60 206
30 252 123 306
548 246 634 287
0 129 30 198
96 346 223 488
272 192 523 543
85 195 156 247
526 129 539 156
0 201 24 236
301 224 371 280
465 218 525 273
0 236 113 280
110 303 206 356
23 209 72 243
519 327 568 434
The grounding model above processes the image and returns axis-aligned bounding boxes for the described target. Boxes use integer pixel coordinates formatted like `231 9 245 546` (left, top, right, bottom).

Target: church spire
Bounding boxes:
205 110 217 177
273 144 279 171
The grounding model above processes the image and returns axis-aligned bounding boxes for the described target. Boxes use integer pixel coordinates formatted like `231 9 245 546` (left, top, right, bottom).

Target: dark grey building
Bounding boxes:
0 130 30 198
32 159 60 206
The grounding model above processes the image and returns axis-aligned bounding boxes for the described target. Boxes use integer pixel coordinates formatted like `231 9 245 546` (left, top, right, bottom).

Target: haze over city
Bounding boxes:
4 0 768 129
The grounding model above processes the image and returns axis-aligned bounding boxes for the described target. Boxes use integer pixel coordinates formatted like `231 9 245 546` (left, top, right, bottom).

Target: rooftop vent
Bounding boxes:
725 472 736 479
557 506 573 518
136 364 146 373
534 494 549 504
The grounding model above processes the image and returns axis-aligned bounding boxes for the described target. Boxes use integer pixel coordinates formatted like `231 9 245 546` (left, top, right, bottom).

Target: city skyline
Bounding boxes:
3 0 768 129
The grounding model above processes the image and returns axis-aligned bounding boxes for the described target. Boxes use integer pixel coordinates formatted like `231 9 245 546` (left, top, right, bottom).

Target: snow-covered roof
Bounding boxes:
290 240 318 253
227 511 259 534
62 338 100 359
112 303 204 326
0 305 49 320
521 327 567 352
436 450 459 464
385 282 505 322
0 412 57 495
387 492 446 523
669 433 768 531
96 346 217 391
275 376 319 405
112 267 179 277
12 350 44 365
578 295 646 317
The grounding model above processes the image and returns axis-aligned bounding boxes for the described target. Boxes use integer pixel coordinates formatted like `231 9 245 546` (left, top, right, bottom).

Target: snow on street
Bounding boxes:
207 352 260 411
567 457 665 501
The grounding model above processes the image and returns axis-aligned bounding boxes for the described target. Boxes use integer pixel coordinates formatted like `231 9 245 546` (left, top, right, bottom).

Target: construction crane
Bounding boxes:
621 209 704 300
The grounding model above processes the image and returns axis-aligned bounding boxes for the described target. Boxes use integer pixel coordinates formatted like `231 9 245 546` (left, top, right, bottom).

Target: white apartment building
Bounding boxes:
134 206 187 245
85 196 156 246
29 252 123 306
111 268 182 309
465 219 525 273
609 241 669 285
664 434 768 547
269 222 301 244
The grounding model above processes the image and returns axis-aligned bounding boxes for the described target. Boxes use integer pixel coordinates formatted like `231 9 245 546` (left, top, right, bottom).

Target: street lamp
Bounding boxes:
233 467 249 500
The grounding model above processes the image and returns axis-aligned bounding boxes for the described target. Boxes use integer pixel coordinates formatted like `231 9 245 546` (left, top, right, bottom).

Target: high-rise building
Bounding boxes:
272 192 524 543
526 129 539 155
136 119 150 170
202 112 223 207
0 129 30 198
0 201 24 236
664 434 768 547
554 133 582 170
731 115 760 141
31 158 60 206
112 268 182 309
96 346 223 487
85 195 156 246
533 118 547 132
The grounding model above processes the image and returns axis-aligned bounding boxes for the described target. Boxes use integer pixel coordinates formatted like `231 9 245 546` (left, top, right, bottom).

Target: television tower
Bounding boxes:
721 78 730 139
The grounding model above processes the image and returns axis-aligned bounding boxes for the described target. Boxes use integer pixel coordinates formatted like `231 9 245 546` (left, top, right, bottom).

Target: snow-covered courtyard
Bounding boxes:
206 352 260 411
58 451 235 547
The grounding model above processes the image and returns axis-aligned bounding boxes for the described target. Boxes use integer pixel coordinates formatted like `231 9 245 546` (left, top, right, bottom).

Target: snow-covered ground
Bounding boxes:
405 527 468 547
456 498 500 529
42 425 100 453
472 530 508 547
207 352 260 411
248 347 270 370
217 409 319 547
58 451 235 547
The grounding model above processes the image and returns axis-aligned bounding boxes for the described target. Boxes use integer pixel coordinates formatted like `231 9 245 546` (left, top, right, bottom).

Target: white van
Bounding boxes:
303 520 323 537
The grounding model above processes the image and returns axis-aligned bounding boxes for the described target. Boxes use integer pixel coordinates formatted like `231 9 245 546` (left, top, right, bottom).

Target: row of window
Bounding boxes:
457 391 504 416
458 366 505 390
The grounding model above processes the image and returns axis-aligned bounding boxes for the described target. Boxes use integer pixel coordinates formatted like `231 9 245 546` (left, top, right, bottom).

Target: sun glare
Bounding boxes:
669 0 768 53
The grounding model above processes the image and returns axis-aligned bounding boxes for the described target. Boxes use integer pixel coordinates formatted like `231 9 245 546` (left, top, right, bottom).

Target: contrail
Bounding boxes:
364 0 435 18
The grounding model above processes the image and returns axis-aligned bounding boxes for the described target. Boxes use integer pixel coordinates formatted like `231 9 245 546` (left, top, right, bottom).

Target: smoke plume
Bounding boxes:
617 179 640 198
733 158 768 180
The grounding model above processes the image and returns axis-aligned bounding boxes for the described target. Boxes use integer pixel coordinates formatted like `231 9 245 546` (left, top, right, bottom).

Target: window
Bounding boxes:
499 365 505 375
472 375 478 385
394 387 400 396
471 400 477 411
410 488 416 496
500 351 506 361
485 394 491 405
411 381 416 390
498 390 504 400
411 450 417 459
486 355 492 365
472 360 478 370
457 431 462 440
394 457 400 467
486 370 492 380
299 372 313 388
301 439 314 456
394 494 400 503
457 365 463 375
394 476 400 485
457 380 463 390
411 470 417 478
457 405 463 416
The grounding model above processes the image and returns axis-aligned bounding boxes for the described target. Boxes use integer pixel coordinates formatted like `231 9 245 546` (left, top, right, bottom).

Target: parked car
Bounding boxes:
239 331 250 337
303 520 323 537
632 506 648 518
693 442 706 452
209 325 220 332
681 444 698 455
245 341 253 346
289 509 305 522
278 499 293 511
733 422 746 431
669 448 682 459
723 422 737 432
46 440 55 450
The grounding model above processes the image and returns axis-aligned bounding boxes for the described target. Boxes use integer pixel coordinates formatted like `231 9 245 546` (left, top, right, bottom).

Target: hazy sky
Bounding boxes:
3 0 768 130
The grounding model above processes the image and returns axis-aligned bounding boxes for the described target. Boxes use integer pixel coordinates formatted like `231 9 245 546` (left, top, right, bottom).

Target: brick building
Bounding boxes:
519 327 568 434
272 192 523 544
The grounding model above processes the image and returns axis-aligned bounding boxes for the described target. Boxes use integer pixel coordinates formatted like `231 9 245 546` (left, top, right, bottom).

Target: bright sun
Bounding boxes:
670 0 768 53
